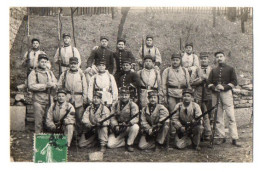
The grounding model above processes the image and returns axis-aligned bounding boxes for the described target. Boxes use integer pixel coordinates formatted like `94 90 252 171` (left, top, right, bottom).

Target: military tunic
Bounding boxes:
79 104 110 147
108 100 140 148
113 49 136 76
181 52 200 75
23 50 51 71
138 45 162 65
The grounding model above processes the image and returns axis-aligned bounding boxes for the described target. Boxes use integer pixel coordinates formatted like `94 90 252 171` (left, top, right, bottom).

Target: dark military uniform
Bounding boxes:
113 49 135 77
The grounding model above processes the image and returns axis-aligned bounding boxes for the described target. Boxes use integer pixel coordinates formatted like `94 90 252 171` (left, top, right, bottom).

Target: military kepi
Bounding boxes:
143 55 155 62
119 87 130 94
182 88 194 96
199 52 209 58
171 53 181 59
100 36 109 41
214 50 225 56
31 38 40 44
57 88 67 95
69 57 79 64
117 38 126 44
38 54 49 61
148 90 158 97
185 42 193 47
63 33 71 38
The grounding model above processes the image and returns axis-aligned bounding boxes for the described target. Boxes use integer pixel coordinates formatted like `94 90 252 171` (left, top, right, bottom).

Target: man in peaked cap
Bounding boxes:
138 90 169 151
181 42 200 76
22 38 51 75
137 34 162 70
107 87 139 152
79 91 111 152
54 33 81 73
46 88 76 147
190 52 212 141
88 58 118 108
113 38 136 81
86 36 116 74
117 58 141 102
28 54 57 133
162 53 190 113
58 56 88 137
207 50 241 147
137 55 162 109
172 88 204 151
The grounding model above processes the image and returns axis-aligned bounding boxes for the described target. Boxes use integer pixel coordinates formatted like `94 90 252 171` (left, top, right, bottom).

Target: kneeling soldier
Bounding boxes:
79 92 111 152
46 89 76 147
107 87 140 152
172 89 204 151
138 91 169 151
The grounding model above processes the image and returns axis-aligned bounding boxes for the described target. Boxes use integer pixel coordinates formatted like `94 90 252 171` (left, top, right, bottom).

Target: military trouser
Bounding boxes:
107 124 139 148
174 125 204 149
167 97 182 137
33 102 49 134
78 127 108 148
194 100 212 137
75 106 84 136
138 124 169 150
212 90 239 140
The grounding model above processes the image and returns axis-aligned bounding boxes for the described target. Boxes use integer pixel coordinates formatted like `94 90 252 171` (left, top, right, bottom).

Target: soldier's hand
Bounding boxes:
92 46 99 50
180 127 186 133
148 128 153 135
115 126 120 132
46 82 55 88
154 65 160 71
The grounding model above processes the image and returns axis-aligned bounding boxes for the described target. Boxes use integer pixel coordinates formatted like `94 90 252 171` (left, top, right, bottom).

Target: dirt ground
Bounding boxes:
10 109 253 162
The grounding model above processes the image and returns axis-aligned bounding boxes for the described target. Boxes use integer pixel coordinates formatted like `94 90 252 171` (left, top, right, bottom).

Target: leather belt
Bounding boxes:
140 86 158 90
66 91 83 95
168 85 187 89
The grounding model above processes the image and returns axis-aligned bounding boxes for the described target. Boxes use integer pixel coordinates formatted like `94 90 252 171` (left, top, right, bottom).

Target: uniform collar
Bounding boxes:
64 44 70 47
218 63 226 67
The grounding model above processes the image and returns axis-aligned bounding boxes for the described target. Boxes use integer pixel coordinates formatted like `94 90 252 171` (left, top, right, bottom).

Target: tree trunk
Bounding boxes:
227 7 237 22
213 7 216 27
111 7 115 19
117 7 130 39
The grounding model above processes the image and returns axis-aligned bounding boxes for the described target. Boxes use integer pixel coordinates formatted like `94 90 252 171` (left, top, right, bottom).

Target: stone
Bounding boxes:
248 100 253 104
240 90 249 96
242 84 253 91
232 88 241 94
88 152 103 161
235 103 252 108
239 100 248 104
239 78 251 86
10 106 26 131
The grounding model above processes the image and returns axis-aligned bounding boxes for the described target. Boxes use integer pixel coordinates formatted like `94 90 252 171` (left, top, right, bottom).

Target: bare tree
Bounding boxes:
117 7 130 39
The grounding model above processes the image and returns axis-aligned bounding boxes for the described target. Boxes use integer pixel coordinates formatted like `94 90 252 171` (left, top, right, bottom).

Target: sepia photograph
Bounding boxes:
9 5 253 163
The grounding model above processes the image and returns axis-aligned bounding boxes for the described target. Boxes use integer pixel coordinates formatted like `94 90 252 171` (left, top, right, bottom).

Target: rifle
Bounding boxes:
177 101 219 139
140 36 145 69
58 8 63 77
209 92 220 148
113 112 140 138
26 8 30 77
55 106 73 133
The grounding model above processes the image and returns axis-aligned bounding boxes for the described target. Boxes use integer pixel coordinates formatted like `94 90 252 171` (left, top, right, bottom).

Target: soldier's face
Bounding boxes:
146 38 153 46
32 41 40 49
38 59 47 69
93 96 101 105
183 93 192 103
122 63 131 72
117 42 125 50
57 93 66 103
171 58 181 67
69 62 78 71
97 64 106 73
200 56 209 66
149 96 158 105
100 39 108 47
185 46 193 54
144 59 154 69
215 53 225 64
63 36 71 44
120 93 130 103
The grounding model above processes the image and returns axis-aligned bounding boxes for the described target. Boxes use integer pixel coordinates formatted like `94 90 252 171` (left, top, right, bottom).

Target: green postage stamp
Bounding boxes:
34 134 68 163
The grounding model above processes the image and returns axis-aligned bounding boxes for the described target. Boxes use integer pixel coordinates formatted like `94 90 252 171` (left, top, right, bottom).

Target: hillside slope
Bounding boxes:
10 9 253 91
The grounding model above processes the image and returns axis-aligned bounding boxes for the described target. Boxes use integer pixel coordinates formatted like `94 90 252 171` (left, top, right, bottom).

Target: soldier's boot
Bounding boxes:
203 135 211 141
215 138 226 145
154 142 163 152
126 145 134 152
232 139 242 147
100 145 107 153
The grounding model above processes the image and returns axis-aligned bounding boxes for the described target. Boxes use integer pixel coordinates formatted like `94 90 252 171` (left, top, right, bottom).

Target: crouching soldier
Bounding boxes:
138 91 169 151
79 92 111 152
58 57 88 136
28 54 57 133
172 89 204 151
107 87 139 152
46 89 76 147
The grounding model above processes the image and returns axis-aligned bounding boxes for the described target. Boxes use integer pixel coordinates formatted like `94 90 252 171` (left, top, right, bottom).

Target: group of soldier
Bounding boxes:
23 33 241 153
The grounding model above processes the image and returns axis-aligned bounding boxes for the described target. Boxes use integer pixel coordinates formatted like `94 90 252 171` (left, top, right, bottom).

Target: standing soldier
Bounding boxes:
86 36 116 74
58 57 88 136
107 87 140 152
22 38 51 75
113 38 136 82
138 91 169 151
79 92 110 152
207 50 241 147
117 59 141 102
162 53 190 113
190 52 212 140
137 55 161 108
46 89 76 147
181 42 200 76
28 54 57 133
172 89 204 151
54 33 81 73
88 59 118 108
137 35 162 70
